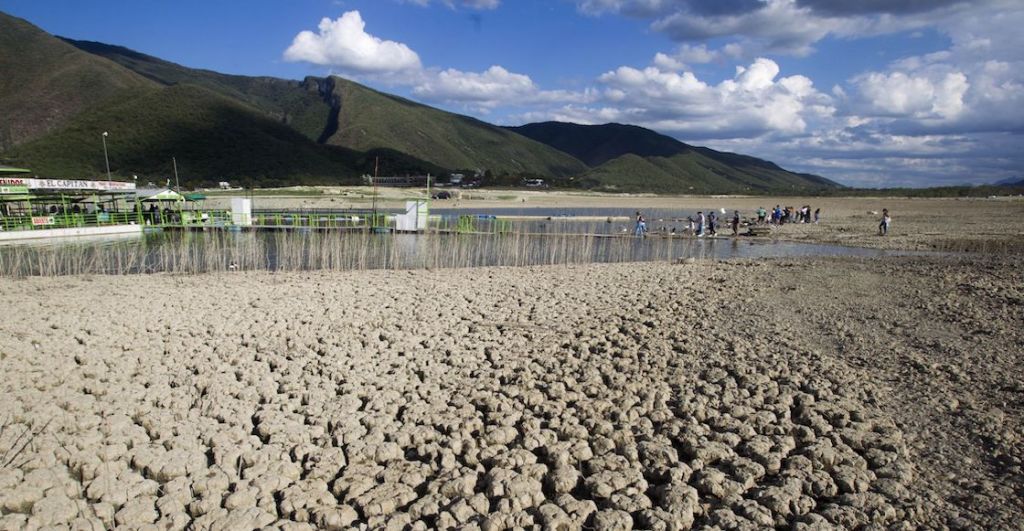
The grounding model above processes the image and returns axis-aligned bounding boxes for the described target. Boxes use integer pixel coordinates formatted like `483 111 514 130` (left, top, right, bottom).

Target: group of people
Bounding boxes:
757 205 820 225
633 205 892 237
635 209 744 238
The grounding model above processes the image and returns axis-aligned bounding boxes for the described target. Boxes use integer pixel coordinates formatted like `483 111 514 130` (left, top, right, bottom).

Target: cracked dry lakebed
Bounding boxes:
0 256 1021 530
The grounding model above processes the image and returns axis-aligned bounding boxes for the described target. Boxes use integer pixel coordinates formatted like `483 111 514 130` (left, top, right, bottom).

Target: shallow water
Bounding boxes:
0 229 937 276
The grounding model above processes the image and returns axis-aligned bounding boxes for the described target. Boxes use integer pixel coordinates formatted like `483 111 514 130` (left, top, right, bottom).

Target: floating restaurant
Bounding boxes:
0 168 147 242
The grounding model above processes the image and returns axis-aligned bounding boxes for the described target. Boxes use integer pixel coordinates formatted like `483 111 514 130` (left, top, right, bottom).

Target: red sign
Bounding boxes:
31 216 55 226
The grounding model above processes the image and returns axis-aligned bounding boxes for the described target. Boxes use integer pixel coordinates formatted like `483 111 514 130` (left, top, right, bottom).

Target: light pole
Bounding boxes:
101 131 112 183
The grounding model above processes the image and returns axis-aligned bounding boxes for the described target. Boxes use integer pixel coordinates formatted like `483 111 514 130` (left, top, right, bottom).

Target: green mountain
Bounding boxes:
6 83 437 186
0 14 439 186
61 38 334 143
506 122 685 167
59 40 587 179
2 10 841 192
318 77 587 178
509 121 839 192
0 12 156 150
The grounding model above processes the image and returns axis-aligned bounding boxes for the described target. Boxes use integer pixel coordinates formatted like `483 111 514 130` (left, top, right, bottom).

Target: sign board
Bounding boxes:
0 186 29 194
31 216 55 226
0 177 135 191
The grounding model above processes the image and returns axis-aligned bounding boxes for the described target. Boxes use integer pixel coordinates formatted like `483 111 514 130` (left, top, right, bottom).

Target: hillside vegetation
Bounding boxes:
324 78 588 178
6 84 437 186
60 39 589 181
506 122 686 166
0 12 156 149
513 122 839 192
63 38 334 142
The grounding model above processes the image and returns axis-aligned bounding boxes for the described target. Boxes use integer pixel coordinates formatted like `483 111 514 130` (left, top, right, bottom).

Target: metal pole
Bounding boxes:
172 157 182 217
101 132 111 183
172 157 181 193
372 156 379 229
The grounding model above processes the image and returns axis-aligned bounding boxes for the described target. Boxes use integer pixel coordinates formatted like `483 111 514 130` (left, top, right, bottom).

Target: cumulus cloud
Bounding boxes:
572 58 833 137
412 66 589 111
653 44 732 70
284 11 422 74
854 71 969 120
842 3 1024 135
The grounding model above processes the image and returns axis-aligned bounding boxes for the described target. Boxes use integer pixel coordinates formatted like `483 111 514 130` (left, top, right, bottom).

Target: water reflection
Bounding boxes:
0 229 934 277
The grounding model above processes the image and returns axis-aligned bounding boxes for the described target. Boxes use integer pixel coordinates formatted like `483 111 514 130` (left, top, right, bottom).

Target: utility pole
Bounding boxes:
172 157 181 194
371 156 379 229
101 131 112 183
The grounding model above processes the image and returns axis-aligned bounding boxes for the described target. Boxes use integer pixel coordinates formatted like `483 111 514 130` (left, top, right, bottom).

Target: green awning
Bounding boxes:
184 193 207 201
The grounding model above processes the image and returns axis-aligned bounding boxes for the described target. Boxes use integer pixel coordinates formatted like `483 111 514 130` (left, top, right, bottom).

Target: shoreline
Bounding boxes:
196 192 1024 254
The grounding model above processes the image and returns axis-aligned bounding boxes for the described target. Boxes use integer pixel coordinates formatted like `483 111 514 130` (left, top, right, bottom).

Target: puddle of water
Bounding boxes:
0 229 938 277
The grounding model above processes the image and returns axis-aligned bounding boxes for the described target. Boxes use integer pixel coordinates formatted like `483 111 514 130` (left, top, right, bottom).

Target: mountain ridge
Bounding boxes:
511 121 839 192
1 10 841 192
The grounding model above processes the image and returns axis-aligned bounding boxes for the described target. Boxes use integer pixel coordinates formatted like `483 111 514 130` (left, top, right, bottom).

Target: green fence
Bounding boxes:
0 209 517 234
250 211 391 230
429 215 513 234
0 211 144 232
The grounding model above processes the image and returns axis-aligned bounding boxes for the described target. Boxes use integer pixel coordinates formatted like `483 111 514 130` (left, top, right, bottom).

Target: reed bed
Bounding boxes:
0 229 711 278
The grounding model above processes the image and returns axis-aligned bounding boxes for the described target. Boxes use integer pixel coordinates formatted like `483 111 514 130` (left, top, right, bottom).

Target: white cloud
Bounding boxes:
651 1 834 56
412 66 589 111
573 0 1012 57
653 44 725 71
578 58 833 137
283 11 422 74
854 71 969 120
404 0 500 8
413 66 536 108
842 4 1024 135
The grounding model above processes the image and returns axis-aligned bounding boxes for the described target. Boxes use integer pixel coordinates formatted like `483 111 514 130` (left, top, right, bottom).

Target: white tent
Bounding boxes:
141 189 185 202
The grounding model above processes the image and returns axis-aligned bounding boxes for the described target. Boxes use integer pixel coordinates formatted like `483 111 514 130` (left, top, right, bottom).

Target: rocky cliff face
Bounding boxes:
301 76 341 145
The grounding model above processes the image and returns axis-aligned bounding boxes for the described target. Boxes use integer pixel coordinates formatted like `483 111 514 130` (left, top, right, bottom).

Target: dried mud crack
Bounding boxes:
0 257 1020 529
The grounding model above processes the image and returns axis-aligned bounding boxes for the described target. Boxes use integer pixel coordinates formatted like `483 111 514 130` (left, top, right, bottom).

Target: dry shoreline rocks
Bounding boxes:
0 256 1020 529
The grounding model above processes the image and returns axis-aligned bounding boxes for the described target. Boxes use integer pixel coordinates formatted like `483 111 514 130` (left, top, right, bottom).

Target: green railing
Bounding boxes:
0 211 144 232
0 209 516 235
429 215 513 234
251 211 392 230
151 210 233 227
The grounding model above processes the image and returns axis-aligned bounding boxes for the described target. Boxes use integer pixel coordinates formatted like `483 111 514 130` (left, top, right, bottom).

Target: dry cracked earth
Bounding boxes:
0 256 1021 530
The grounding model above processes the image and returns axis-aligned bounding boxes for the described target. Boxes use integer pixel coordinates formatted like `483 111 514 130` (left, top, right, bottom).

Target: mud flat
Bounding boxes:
0 256 1021 529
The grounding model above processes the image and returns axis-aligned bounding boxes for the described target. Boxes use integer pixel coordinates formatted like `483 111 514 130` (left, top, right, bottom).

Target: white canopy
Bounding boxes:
142 189 184 202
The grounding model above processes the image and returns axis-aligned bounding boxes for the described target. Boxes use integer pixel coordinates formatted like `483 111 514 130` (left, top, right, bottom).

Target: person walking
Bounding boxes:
878 208 891 235
696 211 705 237
708 211 718 236
757 206 766 224
814 208 821 224
731 210 741 236
634 211 647 237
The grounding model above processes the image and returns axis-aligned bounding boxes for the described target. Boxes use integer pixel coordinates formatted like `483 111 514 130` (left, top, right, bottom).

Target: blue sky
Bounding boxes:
3 0 1022 187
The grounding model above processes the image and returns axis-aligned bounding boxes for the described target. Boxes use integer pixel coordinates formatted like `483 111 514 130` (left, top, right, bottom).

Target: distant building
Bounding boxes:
524 178 546 188
218 181 231 190
449 173 464 185
368 174 432 188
